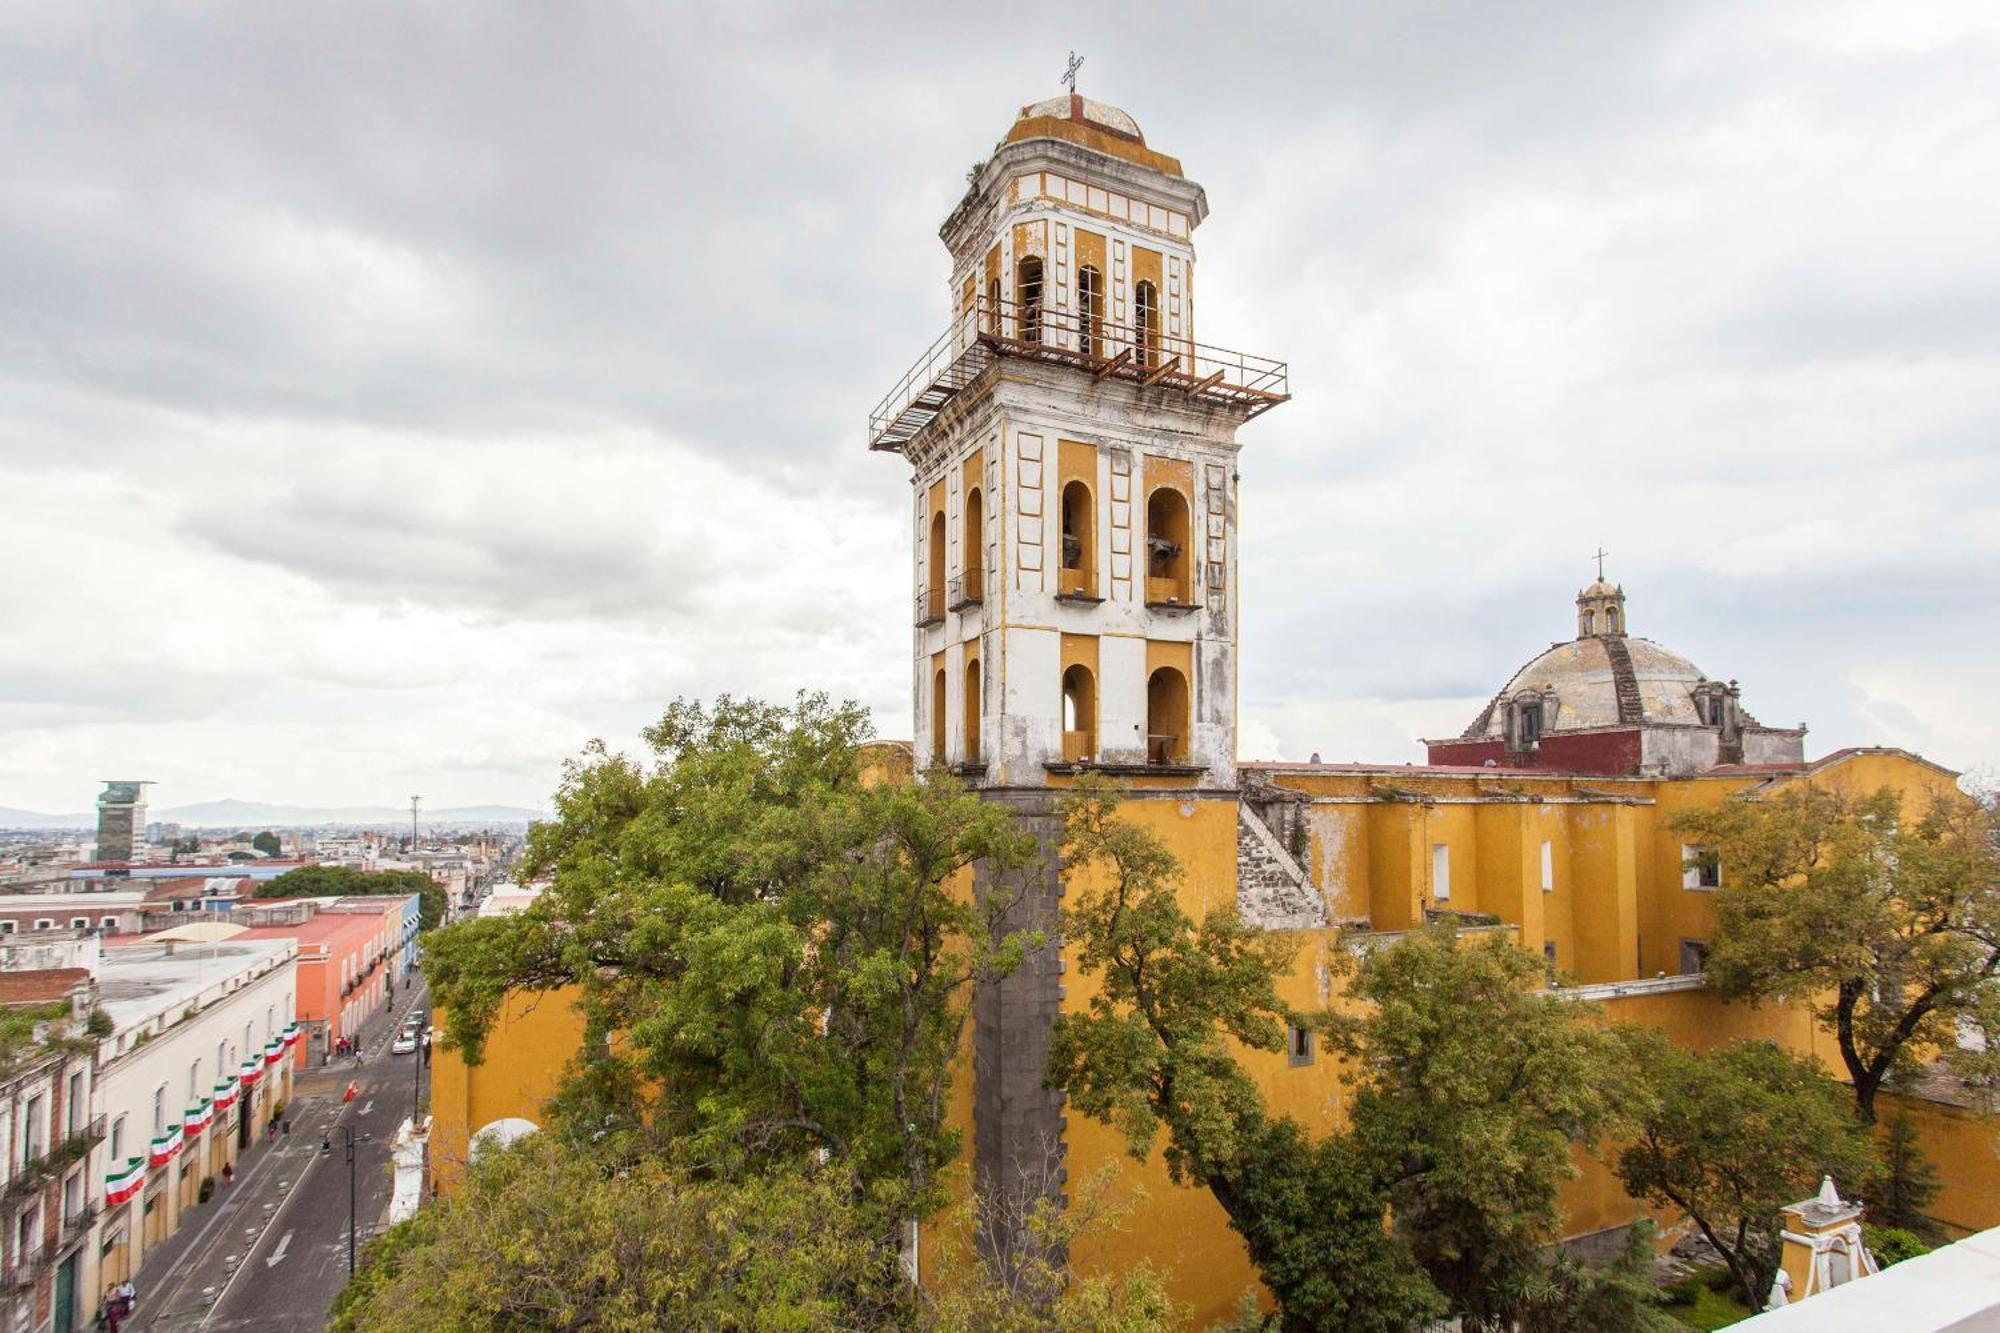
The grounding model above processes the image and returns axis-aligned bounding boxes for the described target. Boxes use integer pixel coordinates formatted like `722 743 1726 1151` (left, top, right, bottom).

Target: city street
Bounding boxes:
128 977 431 1333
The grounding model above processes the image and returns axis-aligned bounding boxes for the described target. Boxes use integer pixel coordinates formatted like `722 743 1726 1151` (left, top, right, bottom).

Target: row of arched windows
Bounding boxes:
927 660 1192 769
996 257 1161 368
1063 663 1191 766
924 486 987 622
1059 481 1194 605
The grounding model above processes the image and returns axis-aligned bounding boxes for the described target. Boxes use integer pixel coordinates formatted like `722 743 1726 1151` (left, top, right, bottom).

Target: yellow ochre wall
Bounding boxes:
429 985 589 1195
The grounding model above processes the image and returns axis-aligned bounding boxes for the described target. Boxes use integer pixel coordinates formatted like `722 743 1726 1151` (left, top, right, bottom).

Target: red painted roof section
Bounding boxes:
1241 760 1566 778
0 969 90 1005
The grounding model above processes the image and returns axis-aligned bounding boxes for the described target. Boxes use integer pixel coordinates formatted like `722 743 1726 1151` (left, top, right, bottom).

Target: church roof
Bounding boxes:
1002 93 1184 177
1461 635 1711 739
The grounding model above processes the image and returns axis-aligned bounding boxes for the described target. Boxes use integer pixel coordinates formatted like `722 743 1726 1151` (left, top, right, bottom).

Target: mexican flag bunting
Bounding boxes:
148 1126 182 1167
239 1058 262 1087
105 1157 145 1207
212 1079 238 1111
282 1024 301 1048
263 1040 283 1066
183 1099 213 1133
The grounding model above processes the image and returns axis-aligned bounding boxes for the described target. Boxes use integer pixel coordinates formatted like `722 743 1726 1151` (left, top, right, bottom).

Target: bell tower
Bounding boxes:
870 91 1288 790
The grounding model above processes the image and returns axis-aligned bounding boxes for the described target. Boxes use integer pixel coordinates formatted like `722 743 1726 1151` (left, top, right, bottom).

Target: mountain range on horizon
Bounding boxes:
0 797 543 830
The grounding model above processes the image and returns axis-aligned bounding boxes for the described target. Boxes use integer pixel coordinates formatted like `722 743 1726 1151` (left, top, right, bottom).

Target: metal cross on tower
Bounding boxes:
1593 547 1610 581
1063 51 1083 94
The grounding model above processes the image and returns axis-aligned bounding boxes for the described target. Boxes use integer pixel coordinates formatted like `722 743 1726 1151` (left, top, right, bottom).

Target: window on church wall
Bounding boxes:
1287 1024 1315 1067
1431 843 1451 901
1077 265 1103 358
1681 845 1721 890
1134 280 1159 367
1059 481 1095 596
932 669 947 764
1679 939 1709 976
1583 609 1596 635
963 660 982 766
1605 605 1620 633
1145 488 1192 604
1146 667 1190 766
1061 665 1096 763
1016 256 1044 343
1540 840 1554 892
985 277 1000 335
1519 701 1543 743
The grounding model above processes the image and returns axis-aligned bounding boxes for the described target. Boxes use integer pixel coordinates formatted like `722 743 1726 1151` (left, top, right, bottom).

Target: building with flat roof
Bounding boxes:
93 937 299 1292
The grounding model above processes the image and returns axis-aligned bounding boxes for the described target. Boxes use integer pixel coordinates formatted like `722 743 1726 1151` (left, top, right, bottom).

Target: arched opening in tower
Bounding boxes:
1061 665 1096 763
1060 480 1095 597
1147 667 1190 766
1145 487 1192 605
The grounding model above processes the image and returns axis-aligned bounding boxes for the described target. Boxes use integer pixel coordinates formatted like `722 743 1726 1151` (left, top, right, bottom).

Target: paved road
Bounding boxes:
130 978 432 1333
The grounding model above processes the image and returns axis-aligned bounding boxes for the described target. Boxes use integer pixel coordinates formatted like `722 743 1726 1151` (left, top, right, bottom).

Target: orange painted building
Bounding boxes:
236 896 415 1066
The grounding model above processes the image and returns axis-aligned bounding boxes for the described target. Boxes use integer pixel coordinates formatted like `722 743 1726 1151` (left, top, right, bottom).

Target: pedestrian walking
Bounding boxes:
116 1279 136 1317
222 1161 234 1186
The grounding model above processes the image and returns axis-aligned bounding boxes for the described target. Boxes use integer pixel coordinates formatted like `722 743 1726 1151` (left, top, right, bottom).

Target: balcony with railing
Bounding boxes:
946 570 984 612
914 587 945 628
6 1117 105 1199
868 296 1288 453
60 1202 97 1247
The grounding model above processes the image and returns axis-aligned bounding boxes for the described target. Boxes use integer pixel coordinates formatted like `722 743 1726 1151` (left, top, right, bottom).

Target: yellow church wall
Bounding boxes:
429 985 589 1195
1876 1090 2000 1237
1563 803 1640 983
1057 794 1342 1326
1367 804 1424 931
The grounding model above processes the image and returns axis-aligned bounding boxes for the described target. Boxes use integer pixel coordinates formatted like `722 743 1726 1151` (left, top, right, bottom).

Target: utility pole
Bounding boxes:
323 1124 368 1275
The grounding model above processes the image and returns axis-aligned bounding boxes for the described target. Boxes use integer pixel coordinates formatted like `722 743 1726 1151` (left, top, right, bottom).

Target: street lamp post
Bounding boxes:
321 1124 369 1276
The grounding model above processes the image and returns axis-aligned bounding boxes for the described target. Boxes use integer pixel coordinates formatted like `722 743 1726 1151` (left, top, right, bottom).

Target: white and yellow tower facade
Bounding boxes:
871 92 1287 790
870 89 1291 1271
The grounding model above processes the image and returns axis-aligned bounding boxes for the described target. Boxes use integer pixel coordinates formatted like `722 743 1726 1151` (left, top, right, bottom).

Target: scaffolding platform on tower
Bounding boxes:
867 295 1288 453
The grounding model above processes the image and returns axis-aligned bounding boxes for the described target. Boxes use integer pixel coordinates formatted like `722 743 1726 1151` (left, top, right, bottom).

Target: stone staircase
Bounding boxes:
1237 801 1326 930
1600 633 1644 724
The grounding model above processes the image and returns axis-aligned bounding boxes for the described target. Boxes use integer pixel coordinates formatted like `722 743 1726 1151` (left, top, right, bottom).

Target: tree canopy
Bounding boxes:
258 863 444 931
1670 784 2000 1121
423 693 1036 1231
1616 1035 1877 1310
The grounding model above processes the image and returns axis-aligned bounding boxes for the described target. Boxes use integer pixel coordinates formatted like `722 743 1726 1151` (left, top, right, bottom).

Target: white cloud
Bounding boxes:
0 2 1995 810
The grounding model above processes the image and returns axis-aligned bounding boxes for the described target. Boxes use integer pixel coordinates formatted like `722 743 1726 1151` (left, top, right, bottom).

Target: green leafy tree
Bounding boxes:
334 1136 1183 1333
330 1135 910 1332
259 864 444 931
1049 780 1633 1332
1337 924 1640 1331
1867 1111 1942 1235
1616 1035 1878 1310
423 693 1036 1237
1670 785 2000 1122
250 830 281 856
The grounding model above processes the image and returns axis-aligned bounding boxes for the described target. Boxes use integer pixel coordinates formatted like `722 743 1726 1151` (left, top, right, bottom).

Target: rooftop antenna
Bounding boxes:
1593 546 1610 581
1063 51 1084 95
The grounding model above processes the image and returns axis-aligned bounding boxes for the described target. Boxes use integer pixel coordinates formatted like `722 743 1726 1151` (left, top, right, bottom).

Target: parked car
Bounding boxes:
391 1031 418 1055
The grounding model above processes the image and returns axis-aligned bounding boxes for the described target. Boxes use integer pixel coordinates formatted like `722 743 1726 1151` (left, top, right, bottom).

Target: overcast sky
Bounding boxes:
2 2 1995 813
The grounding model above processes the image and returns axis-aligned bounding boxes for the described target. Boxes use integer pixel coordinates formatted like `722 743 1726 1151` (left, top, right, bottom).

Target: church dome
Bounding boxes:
1461 635 1710 739
1001 92 1184 177
1011 94 1146 141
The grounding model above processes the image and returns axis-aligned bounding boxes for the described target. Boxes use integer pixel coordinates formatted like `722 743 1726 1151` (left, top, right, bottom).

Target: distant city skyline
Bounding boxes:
3 4 1995 810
